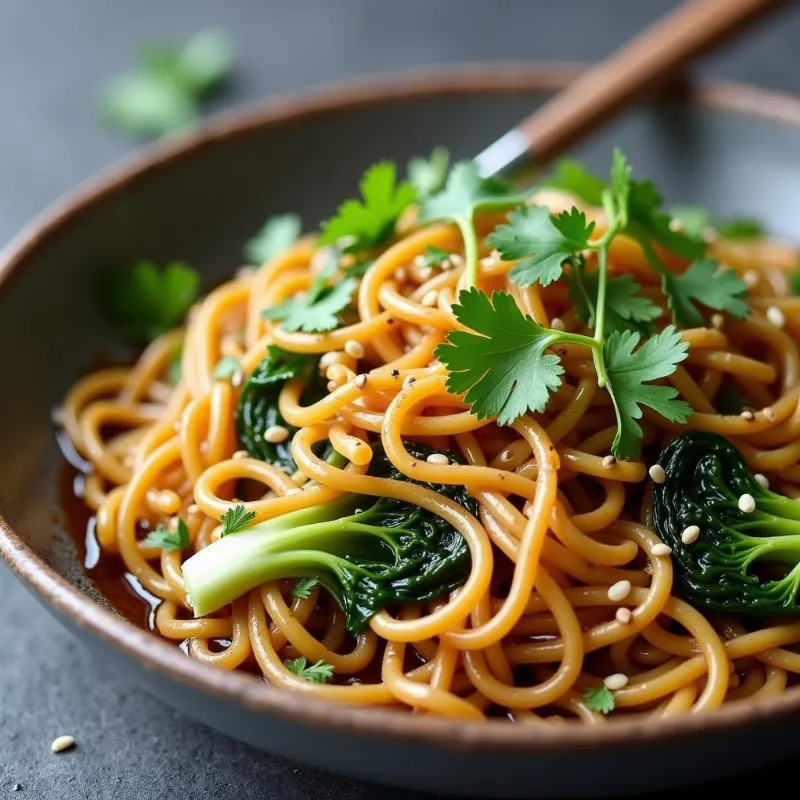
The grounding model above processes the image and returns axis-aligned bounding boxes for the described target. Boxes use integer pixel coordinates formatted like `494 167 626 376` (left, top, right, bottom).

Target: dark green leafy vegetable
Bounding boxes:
182 443 476 632
714 386 748 416
234 345 318 473
101 28 235 136
143 518 190 552
651 431 800 616
245 214 302 265
99 260 200 344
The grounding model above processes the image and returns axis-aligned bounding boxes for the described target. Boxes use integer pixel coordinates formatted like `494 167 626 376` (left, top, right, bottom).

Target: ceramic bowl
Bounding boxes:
2 63 800 798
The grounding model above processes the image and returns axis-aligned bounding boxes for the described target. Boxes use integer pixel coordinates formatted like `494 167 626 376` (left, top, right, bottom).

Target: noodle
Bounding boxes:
57 172 800 724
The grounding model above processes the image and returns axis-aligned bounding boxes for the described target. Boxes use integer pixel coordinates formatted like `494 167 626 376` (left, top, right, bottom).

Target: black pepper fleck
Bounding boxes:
390 369 399 377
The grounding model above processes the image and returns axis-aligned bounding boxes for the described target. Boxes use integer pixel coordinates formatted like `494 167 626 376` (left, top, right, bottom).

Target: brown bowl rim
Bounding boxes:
2 60 800 753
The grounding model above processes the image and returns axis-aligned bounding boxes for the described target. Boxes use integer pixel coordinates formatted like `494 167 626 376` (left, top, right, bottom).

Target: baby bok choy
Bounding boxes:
651 430 800 616
182 443 476 632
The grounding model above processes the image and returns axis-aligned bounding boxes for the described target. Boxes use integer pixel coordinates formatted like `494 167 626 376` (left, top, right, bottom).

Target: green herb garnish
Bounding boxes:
245 214 302 265
143 518 190 552
407 147 450 199
212 356 242 382
292 577 320 599
220 504 257 536
284 656 334 683
583 685 615 714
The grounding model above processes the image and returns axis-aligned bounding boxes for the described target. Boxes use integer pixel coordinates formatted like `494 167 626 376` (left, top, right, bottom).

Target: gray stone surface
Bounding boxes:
1 1 800 797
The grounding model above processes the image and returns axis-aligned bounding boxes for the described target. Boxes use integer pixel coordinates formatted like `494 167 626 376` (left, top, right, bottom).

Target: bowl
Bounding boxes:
2 62 800 799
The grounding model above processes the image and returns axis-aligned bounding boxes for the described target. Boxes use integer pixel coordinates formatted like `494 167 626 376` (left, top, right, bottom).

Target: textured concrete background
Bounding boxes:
2 1 800 797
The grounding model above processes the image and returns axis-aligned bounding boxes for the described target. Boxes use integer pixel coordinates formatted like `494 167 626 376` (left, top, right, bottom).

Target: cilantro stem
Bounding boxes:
457 216 480 288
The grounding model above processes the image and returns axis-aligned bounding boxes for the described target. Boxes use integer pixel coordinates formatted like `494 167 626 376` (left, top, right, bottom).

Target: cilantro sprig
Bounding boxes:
245 214 302 265
102 28 235 137
143 518 190 552
284 656 334 683
99 260 200 344
437 149 692 460
220 504 257 536
583 685 615 715
407 147 450 199
420 161 529 287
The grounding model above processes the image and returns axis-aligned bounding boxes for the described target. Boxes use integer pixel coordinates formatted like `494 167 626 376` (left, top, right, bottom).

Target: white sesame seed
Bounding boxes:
755 473 770 489
187 504 200 515
499 450 514 463
426 453 450 466
327 380 338 392
550 317 566 331
651 543 672 557
394 268 407 283
402 375 416 390
344 340 365 359
743 270 759 288
421 289 438 307
738 493 756 513
264 425 289 444
710 313 725 330
766 306 785 328
602 455 616 469
740 409 755 421
418 266 433 281
615 607 632 624
603 673 629 691
681 525 701 545
607 580 632 602
648 464 666 484
232 450 249 460
230 370 245 389
354 373 367 389
50 735 75 753
523 503 535 519
764 407 776 422
412 255 425 269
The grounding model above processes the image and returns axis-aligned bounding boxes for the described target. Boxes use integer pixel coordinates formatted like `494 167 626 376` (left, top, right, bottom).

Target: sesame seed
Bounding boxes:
740 409 755 421
327 380 338 392
743 270 759 288
681 525 701 545
402 375 416 389
50 735 75 753
426 453 450 465
394 268 407 283
738 493 756 513
711 313 725 330
230 370 244 390
603 673 629 691
764 407 776 421
390 369 400 377
651 543 672 557
418 266 434 281
615 608 632 624
354 373 367 389
766 306 785 328
449 254 465 267
607 580 632 602
344 340 365 359
421 289 438 307
412 255 425 269
499 450 514 463
550 317 566 331
523 503 535 519
755 473 770 489
12 784 21 792
264 425 289 444
648 464 666 484
232 450 249 460
602 455 616 469
188 504 200 514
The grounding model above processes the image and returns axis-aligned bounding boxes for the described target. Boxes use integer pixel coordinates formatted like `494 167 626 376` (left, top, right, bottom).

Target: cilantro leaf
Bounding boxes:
101 28 234 137
292 577 320 599
715 386 748 416
220 504 257 536
143 518 190 552
212 356 242 382
422 246 452 269
407 147 450 199
488 205 595 287
567 268 660 335
435 288 564 426
663 258 749 328
245 214 302 265
319 162 416 253
604 326 692 459
540 158 606 206
717 217 764 240
583 685 615 714
668 205 710 241
261 276 356 333
284 656 334 683
99 260 200 344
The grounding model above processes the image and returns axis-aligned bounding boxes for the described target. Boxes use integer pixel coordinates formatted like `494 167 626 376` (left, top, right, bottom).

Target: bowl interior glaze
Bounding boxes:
2 64 800 797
